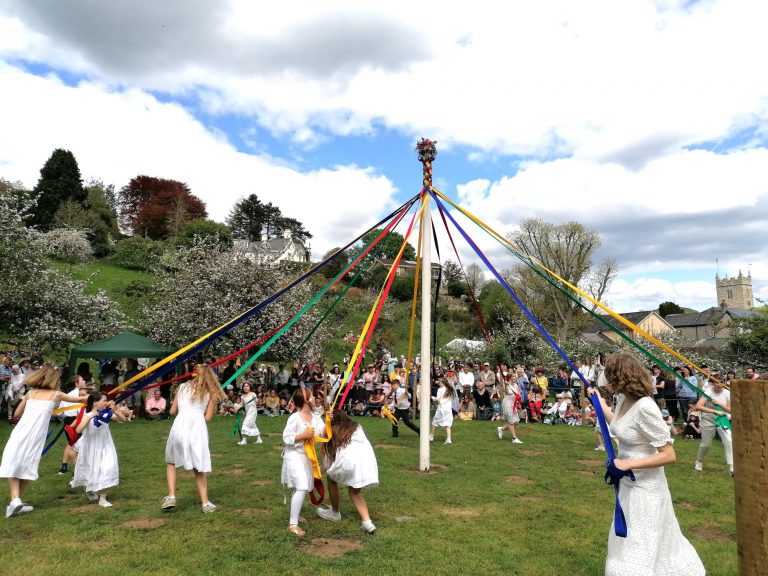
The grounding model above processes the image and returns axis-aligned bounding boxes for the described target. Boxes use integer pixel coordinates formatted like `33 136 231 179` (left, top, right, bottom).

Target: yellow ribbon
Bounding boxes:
381 405 399 426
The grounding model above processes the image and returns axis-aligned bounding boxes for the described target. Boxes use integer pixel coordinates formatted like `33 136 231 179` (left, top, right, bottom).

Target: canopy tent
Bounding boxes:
68 331 173 375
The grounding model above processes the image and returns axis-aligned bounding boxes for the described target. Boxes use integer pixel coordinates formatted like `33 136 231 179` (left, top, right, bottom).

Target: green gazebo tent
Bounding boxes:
68 331 173 375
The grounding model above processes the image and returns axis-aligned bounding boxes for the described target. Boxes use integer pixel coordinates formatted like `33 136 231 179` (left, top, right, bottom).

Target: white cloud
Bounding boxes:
0 64 399 257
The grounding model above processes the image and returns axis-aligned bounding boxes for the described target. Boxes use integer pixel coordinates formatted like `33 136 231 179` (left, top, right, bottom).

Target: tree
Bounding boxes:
507 218 618 343
226 194 312 243
722 309 768 370
464 262 486 296
142 239 325 361
111 237 164 270
319 247 350 280
39 228 93 264
54 179 121 256
442 259 463 283
28 149 86 231
118 176 207 239
360 228 416 261
176 219 233 249
0 192 125 350
658 301 685 318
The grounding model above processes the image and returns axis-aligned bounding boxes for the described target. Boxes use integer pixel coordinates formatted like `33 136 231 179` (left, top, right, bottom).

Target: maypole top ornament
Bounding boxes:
416 138 438 163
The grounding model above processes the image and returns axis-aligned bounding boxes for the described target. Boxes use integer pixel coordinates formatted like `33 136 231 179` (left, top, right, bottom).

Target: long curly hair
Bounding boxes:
604 353 653 399
323 409 359 462
187 364 227 404
24 365 61 390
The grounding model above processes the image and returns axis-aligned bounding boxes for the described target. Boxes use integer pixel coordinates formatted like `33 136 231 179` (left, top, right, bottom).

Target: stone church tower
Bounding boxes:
716 271 753 309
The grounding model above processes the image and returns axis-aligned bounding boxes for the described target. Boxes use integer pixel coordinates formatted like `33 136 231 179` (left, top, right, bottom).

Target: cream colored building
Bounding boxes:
580 310 674 345
234 230 309 265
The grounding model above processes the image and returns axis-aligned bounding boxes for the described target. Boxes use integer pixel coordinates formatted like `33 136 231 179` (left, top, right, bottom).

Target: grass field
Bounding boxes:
0 416 736 575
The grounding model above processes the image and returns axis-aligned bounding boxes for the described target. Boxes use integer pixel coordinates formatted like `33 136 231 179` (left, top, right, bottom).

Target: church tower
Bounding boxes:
715 270 753 309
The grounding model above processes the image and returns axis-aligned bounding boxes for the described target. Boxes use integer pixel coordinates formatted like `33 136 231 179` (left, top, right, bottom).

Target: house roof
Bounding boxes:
581 310 659 334
666 307 758 327
234 237 307 256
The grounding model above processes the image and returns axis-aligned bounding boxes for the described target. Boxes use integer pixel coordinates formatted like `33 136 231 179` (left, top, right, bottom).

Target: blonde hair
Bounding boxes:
604 353 653 399
187 365 226 404
24 365 61 390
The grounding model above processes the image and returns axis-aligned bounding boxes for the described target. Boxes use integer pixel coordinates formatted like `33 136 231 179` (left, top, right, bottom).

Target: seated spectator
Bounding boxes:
116 400 134 421
350 379 369 415
544 394 569 424
528 386 544 422
490 392 502 421
279 397 290 415
682 412 701 439
367 387 386 417
661 408 678 436
564 403 581 425
144 389 167 420
218 388 238 416
457 395 476 421
472 382 492 420
263 388 280 417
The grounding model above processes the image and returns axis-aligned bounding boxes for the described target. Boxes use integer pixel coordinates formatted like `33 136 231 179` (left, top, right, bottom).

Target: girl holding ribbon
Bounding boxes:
71 391 126 507
281 389 325 536
589 353 704 576
234 382 262 445
162 364 226 513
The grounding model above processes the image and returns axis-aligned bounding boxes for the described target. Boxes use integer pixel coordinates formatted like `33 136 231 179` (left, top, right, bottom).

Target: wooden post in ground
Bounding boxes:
730 379 768 576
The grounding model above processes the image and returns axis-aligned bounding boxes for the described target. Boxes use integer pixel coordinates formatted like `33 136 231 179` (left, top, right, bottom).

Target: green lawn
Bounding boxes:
0 417 736 575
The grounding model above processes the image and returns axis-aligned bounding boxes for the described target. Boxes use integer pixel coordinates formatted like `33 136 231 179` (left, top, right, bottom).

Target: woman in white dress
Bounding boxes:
162 365 226 513
430 377 456 444
0 366 75 518
590 353 705 576
497 373 523 444
281 389 325 536
234 382 262 445
71 391 126 507
316 409 378 534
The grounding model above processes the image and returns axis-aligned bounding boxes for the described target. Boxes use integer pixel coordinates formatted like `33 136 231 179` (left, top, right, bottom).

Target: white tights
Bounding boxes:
289 490 307 525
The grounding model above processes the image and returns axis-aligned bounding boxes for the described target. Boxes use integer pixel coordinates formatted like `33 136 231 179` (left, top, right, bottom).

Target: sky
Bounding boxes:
1 0 766 313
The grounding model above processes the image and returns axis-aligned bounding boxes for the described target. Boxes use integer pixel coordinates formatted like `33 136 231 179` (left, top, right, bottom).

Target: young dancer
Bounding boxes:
71 391 126 507
693 379 733 475
316 409 378 534
430 377 455 444
497 374 523 443
282 389 325 536
589 353 704 575
388 376 419 438
162 365 226 513
235 382 262 445
58 374 89 475
0 366 75 517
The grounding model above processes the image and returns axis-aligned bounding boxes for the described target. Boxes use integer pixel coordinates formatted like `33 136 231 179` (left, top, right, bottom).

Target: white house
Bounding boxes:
234 230 310 265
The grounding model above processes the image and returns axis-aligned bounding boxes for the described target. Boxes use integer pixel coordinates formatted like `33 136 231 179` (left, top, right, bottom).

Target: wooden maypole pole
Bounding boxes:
417 138 437 472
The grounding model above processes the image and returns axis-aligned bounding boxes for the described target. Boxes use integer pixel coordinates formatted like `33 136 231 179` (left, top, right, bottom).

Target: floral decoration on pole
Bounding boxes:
416 138 437 189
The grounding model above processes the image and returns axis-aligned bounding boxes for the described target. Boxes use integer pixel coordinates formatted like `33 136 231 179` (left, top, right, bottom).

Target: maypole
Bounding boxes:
417 138 437 472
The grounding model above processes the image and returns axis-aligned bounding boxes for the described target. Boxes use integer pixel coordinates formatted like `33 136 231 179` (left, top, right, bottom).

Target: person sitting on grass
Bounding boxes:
218 388 238 417
366 387 386 417
682 412 701 439
263 388 280 417
457 394 476 421
145 389 167 420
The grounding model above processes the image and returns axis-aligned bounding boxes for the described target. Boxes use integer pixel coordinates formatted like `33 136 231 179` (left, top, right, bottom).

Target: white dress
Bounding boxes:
606 395 705 576
502 383 520 425
238 393 261 437
328 425 379 489
432 388 454 427
165 384 212 473
72 417 119 492
281 411 324 491
0 397 56 480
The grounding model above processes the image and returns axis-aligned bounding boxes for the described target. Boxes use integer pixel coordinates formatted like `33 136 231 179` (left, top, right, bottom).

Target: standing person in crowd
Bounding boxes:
316 409 378 534
362 365 378 399
327 365 342 404
515 367 530 422
651 365 663 404
477 362 496 395
57 374 90 475
458 363 475 396
0 356 12 420
0 366 76 518
745 367 760 380
235 382 262 445
693 380 733 475
71 391 126 508
388 376 419 438
677 366 699 422
274 364 290 394
162 364 226 513
589 353 704 576
661 368 679 421
569 359 585 408
498 373 523 444
430 377 455 444
282 389 326 537
532 368 549 399
551 367 569 397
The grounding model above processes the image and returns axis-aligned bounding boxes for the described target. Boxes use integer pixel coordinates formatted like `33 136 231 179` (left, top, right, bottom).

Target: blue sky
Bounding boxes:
1 0 767 312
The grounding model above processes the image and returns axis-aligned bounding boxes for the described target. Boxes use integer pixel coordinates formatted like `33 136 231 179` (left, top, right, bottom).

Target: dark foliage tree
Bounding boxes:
227 194 312 243
118 176 206 239
658 301 685 317
29 149 86 231
176 218 233 249
442 259 463 284
54 179 121 256
359 228 416 262
319 247 350 280
722 309 768 370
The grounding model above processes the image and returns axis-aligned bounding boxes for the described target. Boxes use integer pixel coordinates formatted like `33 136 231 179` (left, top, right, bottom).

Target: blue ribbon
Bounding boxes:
92 408 113 427
431 191 633 538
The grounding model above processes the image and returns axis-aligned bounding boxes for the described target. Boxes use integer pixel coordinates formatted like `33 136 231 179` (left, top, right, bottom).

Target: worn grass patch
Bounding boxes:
119 518 167 529
303 537 364 558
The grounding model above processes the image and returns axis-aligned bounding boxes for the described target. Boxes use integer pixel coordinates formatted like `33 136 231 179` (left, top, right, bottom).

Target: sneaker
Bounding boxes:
694 461 703 472
201 501 217 513
512 438 523 444
361 520 377 534
237 438 247 446
255 436 263 444
316 506 342 522
57 467 68 475
18 504 33 515
444 439 452 444
595 446 605 451
429 434 434 442
161 495 176 510
86 492 99 502
98 500 113 508
497 427 503 440
5 501 22 518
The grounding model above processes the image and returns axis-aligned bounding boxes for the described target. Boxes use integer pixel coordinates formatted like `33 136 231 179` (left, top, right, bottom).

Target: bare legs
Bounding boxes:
8 478 28 500
165 463 177 497
194 471 209 504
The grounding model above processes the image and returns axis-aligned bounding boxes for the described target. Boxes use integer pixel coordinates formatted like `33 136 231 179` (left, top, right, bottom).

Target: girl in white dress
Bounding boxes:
0 366 75 518
71 391 126 507
162 365 226 513
591 353 705 576
281 389 325 536
430 377 456 444
234 382 262 445
316 409 378 534
497 373 523 444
